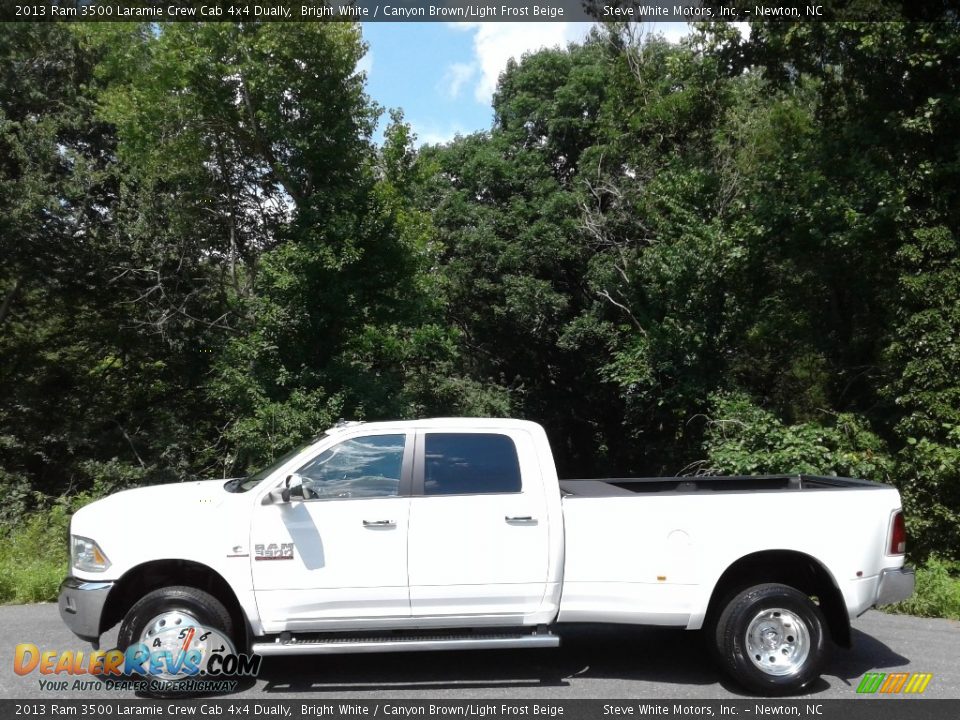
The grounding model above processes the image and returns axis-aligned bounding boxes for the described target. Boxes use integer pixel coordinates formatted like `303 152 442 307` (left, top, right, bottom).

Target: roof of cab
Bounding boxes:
323 417 544 436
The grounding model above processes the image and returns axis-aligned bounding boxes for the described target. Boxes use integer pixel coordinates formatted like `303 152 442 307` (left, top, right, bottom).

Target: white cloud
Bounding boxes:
648 21 749 44
409 118 473 147
356 50 373 79
649 22 692 44
441 62 477 100
448 22 593 106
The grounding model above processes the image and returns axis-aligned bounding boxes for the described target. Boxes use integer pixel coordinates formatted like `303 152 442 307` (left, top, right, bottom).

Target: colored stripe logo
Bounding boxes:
856 672 933 694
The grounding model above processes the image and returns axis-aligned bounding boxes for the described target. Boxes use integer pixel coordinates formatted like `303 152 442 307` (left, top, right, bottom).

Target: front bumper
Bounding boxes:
874 566 916 606
58 577 114 643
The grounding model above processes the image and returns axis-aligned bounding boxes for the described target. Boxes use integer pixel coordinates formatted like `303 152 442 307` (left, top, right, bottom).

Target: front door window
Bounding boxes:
295 434 405 499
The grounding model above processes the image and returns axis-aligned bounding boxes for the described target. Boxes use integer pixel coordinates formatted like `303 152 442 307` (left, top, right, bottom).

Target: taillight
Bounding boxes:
889 511 907 555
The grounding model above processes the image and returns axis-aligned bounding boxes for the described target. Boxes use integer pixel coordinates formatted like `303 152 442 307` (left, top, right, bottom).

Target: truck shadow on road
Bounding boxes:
248 625 909 696
822 627 912 692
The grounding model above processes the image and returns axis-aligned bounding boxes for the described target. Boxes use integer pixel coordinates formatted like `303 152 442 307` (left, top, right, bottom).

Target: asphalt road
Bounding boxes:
1 603 957 700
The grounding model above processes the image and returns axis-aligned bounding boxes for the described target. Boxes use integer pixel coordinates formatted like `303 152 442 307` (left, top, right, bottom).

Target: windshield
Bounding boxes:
224 439 317 493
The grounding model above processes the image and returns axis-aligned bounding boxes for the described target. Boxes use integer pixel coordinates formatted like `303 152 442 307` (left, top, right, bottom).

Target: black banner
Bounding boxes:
1 700 958 720
0 0 956 23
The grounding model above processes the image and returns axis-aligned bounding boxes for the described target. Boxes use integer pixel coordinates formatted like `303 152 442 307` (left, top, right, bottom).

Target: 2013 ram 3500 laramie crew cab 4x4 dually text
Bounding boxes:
59 418 914 695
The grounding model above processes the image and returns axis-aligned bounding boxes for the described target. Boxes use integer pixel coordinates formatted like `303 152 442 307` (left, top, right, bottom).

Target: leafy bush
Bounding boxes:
0 493 98 605
885 557 960 620
0 470 32 528
702 391 895 481
895 432 960 561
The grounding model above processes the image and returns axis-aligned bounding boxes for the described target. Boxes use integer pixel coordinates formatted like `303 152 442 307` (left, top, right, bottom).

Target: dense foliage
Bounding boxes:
1 20 958 563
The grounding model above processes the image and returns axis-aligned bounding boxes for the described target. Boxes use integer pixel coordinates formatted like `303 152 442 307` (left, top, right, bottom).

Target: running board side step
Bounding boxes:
251 632 560 656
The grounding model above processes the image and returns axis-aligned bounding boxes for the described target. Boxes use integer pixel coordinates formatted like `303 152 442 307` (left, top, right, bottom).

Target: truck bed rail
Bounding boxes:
559 474 887 497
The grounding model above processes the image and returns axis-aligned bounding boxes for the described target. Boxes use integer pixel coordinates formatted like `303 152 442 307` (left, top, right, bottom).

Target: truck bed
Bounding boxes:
559 474 886 497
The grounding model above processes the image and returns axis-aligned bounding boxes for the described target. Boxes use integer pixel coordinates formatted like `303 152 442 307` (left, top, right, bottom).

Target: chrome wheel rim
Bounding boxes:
745 607 810 677
140 609 201 644
138 610 202 679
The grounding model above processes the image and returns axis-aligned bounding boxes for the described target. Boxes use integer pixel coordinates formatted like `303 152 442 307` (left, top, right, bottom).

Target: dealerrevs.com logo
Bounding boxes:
14 623 261 694
856 672 934 694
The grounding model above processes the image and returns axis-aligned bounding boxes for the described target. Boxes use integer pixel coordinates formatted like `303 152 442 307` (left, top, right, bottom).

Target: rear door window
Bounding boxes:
423 433 522 495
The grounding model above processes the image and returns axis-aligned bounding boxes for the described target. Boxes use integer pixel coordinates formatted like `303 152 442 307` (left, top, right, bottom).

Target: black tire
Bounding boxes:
117 586 234 698
714 583 829 696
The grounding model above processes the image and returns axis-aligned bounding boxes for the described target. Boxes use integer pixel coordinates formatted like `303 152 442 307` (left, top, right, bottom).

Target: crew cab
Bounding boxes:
59 418 914 695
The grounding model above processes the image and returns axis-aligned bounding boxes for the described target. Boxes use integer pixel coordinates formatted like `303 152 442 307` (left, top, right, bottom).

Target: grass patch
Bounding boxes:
0 504 71 605
883 557 960 620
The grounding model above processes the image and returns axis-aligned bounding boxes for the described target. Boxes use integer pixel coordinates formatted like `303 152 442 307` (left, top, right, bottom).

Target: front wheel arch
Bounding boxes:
100 560 250 651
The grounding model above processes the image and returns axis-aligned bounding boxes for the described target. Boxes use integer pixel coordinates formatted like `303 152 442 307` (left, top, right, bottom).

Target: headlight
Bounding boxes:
70 535 111 573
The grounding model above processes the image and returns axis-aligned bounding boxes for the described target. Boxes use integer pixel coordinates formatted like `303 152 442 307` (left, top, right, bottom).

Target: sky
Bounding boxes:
360 22 694 146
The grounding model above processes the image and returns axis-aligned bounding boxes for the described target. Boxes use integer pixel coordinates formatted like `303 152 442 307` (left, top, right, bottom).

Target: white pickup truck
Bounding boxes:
59 418 914 695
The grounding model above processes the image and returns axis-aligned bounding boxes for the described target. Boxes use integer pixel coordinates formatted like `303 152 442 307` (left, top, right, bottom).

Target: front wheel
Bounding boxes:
117 586 235 697
714 583 829 696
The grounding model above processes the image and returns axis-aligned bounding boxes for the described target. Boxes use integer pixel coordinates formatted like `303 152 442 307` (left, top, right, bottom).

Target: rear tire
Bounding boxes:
714 583 829 696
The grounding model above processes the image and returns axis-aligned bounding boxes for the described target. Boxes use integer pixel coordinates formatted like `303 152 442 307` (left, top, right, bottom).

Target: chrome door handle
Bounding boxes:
505 516 537 523
362 519 396 527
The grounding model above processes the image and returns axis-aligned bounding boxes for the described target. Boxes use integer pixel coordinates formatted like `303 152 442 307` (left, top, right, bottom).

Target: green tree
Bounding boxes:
416 38 648 476
886 227 960 557
0 24 141 517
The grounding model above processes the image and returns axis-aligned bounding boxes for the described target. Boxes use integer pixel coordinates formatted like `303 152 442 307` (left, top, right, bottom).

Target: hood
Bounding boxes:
104 478 229 507
70 479 232 536
67 478 256 581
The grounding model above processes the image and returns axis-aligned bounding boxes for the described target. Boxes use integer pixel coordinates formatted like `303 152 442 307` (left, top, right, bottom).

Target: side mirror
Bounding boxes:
262 488 288 505
261 474 306 505
285 473 307 498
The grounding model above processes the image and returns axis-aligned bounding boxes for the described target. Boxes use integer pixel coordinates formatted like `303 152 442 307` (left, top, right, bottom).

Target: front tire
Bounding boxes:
714 583 829 696
117 586 234 697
